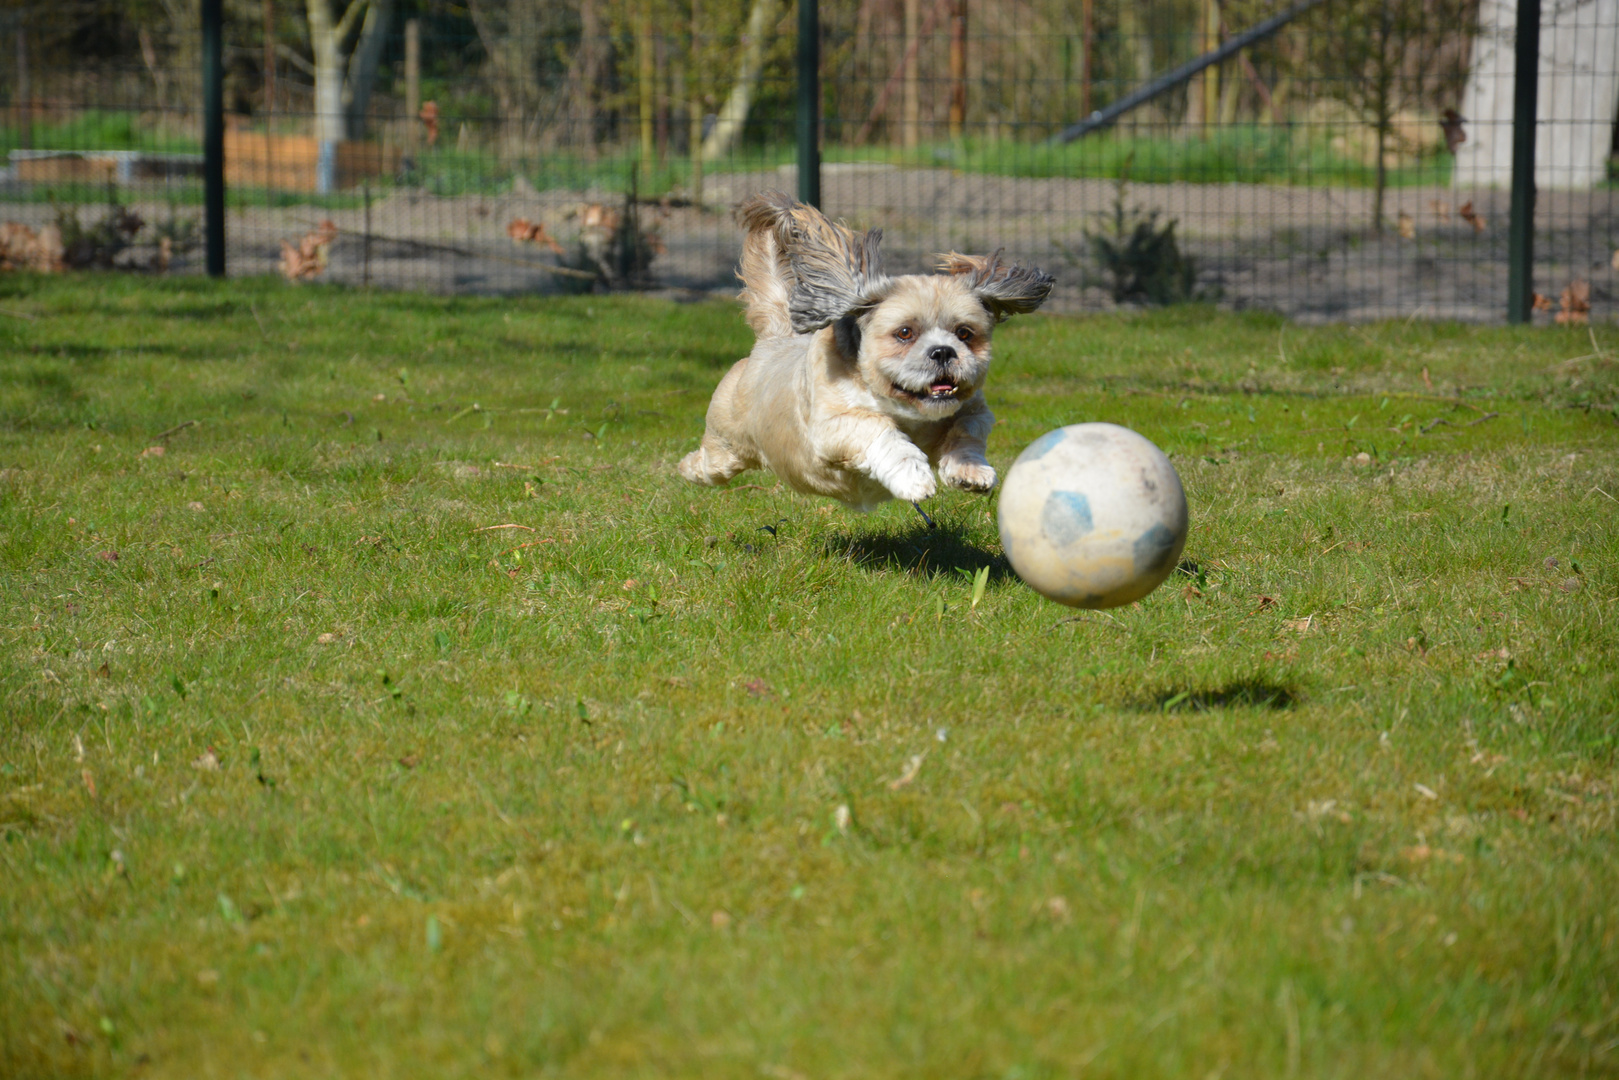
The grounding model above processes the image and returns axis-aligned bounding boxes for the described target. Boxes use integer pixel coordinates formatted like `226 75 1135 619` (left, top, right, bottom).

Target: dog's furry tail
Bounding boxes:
736 191 884 337
736 192 797 338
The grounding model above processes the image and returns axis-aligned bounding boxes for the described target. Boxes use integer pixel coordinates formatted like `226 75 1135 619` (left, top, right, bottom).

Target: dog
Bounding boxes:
677 192 1053 512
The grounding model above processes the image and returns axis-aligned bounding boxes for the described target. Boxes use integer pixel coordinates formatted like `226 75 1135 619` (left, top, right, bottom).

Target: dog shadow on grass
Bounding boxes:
822 522 1016 582
1143 679 1301 712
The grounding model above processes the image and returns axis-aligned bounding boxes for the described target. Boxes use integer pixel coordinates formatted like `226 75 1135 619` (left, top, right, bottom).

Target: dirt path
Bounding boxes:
5 167 1612 322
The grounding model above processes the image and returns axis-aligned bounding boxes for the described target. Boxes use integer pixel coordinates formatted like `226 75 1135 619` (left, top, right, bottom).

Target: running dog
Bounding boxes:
677 192 1053 512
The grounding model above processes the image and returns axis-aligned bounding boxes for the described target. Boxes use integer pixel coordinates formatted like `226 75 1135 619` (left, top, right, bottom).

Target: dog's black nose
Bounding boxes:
928 345 957 362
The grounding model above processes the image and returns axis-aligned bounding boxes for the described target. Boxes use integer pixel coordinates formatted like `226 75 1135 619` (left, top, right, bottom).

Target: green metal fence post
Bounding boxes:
796 0 821 208
202 0 225 277
1506 0 1540 324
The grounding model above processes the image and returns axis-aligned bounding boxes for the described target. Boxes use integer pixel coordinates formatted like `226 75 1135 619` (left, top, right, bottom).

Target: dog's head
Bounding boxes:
786 226 1053 420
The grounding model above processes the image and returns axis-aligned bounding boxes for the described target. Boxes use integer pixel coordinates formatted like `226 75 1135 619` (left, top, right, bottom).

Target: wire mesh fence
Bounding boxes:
1 0 1614 323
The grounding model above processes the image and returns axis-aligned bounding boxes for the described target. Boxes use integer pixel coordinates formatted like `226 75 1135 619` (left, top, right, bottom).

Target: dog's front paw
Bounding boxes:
884 457 937 503
940 458 996 493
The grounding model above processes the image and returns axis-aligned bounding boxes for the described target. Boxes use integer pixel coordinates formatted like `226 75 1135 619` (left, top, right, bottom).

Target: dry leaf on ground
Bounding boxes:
279 220 339 282
0 221 66 272
1555 280 1590 326
506 218 565 254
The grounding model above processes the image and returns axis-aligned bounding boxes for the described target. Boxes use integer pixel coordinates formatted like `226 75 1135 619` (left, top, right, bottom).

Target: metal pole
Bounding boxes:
1507 0 1540 324
202 0 225 277
1052 0 1325 143
15 25 30 151
796 0 821 207
405 19 420 156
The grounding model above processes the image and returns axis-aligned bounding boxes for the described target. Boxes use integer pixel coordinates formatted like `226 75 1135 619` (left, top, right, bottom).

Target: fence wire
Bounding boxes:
1 0 1615 323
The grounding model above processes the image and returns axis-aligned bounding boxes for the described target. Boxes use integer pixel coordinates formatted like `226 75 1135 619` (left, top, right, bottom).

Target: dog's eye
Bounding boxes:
956 326 974 342
895 326 914 342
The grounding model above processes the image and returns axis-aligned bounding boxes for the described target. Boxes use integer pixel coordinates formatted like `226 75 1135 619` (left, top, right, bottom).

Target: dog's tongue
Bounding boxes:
930 382 955 395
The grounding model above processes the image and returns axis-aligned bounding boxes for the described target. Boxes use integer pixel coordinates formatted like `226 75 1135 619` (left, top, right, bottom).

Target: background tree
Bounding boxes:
1308 0 1477 231
465 0 574 162
699 0 785 161
305 0 393 145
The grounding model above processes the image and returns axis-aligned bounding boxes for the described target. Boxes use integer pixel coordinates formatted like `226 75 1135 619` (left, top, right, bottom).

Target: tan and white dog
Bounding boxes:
678 192 1053 511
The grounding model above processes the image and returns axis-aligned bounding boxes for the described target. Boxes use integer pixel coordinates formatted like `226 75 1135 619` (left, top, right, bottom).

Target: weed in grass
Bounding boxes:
0 275 1615 1078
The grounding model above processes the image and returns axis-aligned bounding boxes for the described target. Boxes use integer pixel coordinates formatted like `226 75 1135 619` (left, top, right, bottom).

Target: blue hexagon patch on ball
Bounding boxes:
1040 490 1093 546
1020 428 1067 463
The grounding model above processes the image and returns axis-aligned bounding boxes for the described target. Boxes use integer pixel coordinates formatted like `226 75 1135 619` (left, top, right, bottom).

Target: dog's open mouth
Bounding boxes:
893 380 960 402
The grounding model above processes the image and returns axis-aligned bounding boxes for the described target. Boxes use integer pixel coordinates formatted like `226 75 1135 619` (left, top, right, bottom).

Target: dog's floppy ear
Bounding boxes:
789 227 888 334
737 194 888 334
939 250 1054 322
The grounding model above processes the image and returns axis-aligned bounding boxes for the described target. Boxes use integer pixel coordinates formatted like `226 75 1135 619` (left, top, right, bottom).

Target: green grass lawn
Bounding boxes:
1 275 1616 1079
4 118 1445 207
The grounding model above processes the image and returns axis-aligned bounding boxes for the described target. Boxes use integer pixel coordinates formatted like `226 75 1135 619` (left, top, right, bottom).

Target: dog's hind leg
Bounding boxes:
678 359 756 486
677 436 752 487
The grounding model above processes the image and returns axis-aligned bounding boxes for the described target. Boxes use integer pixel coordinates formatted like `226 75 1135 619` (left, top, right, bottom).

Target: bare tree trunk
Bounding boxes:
263 0 276 120
948 0 965 139
15 26 29 151
159 0 202 123
689 0 704 203
1374 121 1388 233
404 18 419 154
343 0 392 138
552 0 606 157
466 0 514 160
656 28 670 164
700 0 781 162
1371 0 1393 233
639 0 655 186
1203 0 1220 129
306 0 348 146
1117 2 1153 132
305 0 390 190
1080 0 1092 120
903 0 920 147
1184 0 1205 133
1218 56 1241 124
467 0 536 162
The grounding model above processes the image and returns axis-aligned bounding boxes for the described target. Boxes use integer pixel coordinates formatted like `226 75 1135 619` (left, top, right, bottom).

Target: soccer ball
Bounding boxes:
997 423 1189 609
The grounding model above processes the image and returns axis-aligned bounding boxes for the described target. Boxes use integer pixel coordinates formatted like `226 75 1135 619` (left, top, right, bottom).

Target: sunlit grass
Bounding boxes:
0 275 1615 1078
4 118 1450 207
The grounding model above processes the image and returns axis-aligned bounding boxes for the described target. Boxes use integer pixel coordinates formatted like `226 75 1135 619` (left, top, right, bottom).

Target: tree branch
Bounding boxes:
333 0 369 49
276 43 316 77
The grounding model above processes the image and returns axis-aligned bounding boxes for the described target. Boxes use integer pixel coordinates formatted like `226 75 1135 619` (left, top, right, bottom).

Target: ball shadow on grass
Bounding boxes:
822 522 1016 583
